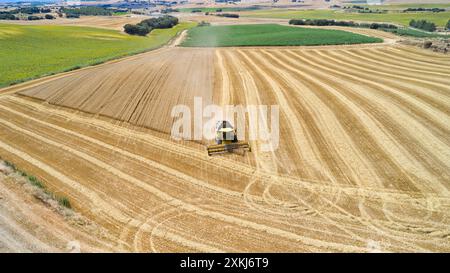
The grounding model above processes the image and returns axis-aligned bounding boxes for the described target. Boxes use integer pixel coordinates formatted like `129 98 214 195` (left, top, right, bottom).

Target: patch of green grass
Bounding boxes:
28 175 45 189
241 9 450 27
57 196 72 209
1 158 72 209
181 24 382 47
383 27 450 38
113 11 129 16
3 159 45 189
3 160 16 171
0 22 195 87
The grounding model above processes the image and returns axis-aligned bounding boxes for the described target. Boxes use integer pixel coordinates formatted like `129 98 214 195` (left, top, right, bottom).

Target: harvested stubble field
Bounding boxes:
18 48 214 133
0 39 450 252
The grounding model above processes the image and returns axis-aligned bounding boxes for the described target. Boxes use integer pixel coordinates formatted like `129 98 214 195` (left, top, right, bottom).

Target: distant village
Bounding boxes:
0 1 192 19
0 0 257 20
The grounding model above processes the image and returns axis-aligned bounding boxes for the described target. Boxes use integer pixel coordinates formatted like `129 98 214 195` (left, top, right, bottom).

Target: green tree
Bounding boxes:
124 24 150 36
410 19 436 32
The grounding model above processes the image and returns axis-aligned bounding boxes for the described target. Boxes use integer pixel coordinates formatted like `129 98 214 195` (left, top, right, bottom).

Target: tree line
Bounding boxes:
124 15 179 36
216 13 240 18
0 13 55 20
27 14 55 20
61 7 112 17
0 7 52 14
409 19 437 32
0 14 18 20
403 8 445 13
289 19 398 29
162 8 179 14
288 18 447 33
0 6 106 20
0 7 53 20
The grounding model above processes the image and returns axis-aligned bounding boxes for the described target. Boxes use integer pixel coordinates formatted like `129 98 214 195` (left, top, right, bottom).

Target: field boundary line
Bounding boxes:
0 139 128 222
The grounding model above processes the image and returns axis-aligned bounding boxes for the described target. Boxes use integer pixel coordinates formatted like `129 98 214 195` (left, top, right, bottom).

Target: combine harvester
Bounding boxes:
207 121 251 156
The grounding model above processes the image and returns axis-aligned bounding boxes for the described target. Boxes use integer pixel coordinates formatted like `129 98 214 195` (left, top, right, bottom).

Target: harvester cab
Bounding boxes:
207 120 251 156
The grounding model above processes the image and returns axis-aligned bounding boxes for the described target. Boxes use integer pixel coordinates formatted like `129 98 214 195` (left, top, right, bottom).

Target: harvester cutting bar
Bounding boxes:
207 142 251 156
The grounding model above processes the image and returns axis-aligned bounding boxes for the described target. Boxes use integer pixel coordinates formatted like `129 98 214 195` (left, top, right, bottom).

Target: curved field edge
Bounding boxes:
181 24 382 47
0 22 196 88
0 158 111 252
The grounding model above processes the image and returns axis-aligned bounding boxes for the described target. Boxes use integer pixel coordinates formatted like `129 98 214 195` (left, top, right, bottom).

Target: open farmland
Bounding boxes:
0 15 148 30
240 9 450 27
181 24 382 47
178 7 262 13
359 3 450 10
0 22 194 87
0 38 450 252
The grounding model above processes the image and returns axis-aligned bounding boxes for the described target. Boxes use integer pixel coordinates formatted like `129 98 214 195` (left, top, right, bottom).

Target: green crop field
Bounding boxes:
0 22 195 87
241 9 450 27
357 3 450 10
181 24 382 47
179 6 260 13
113 11 129 16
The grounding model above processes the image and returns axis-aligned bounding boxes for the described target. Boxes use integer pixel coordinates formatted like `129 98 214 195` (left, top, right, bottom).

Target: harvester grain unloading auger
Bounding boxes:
207 120 251 156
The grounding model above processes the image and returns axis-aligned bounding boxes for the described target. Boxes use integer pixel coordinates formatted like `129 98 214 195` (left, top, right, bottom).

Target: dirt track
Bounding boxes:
0 163 114 252
0 42 449 252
